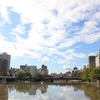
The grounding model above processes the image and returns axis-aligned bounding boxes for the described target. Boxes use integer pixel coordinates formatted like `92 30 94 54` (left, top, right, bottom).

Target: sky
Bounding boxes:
0 0 100 74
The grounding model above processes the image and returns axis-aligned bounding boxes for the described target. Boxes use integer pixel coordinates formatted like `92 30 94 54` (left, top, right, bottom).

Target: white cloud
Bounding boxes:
62 86 73 92
88 52 96 56
62 65 73 72
42 56 49 62
0 5 11 24
0 33 6 40
11 24 25 35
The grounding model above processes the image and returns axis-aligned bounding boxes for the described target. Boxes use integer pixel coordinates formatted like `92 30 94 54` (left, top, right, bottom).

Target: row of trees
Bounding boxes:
15 71 50 79
75 67 100 82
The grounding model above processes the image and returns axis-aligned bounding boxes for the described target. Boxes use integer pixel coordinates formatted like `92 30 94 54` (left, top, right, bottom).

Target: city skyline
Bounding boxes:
0 0 100 73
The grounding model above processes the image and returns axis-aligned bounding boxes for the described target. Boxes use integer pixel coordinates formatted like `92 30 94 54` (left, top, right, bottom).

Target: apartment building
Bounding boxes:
0 52 11 73
88 56 96 68
95 50 100 67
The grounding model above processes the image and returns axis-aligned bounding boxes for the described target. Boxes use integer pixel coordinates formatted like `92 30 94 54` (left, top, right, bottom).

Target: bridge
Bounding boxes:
0 76 82 82
0 76 16 81
35 77 82 82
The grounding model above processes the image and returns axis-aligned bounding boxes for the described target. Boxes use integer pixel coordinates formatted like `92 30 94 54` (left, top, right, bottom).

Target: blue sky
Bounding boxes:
0 0 100 74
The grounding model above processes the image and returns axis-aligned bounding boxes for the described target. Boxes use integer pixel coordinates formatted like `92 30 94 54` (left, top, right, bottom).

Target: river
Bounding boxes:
0 82 100 100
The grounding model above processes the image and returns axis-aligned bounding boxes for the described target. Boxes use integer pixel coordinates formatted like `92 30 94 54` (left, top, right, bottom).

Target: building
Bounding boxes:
83 65 87 71
20 64 30 71
37 68 42 74
29 66 37 77
0 59 8 73
95 50 100 67
72 67 78 77
88 56 96 68
0 52 11 73
41 65 48 74
65 71 72 77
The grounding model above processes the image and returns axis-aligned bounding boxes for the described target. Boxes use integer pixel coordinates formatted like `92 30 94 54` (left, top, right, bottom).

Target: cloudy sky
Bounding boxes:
0 0 100 74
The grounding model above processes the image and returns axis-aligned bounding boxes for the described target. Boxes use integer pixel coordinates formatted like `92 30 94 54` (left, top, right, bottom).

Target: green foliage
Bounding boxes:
81 67 100 81
36 73 43 77
15 71 32 79
81 68 93 81
90 67 100 81
75 71 83 78
24 71 32 78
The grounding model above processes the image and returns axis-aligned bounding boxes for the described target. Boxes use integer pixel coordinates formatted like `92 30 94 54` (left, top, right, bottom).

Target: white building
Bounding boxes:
95 50 100 67
0 52 11 73
29 66 37 77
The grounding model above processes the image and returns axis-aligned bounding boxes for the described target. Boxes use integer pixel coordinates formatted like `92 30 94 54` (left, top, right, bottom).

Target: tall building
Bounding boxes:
88 56 95 68
72 67 78 77
0 52 11 73
0 59 8 73
29 66 37 77
41 65 48 74
95 49 100 67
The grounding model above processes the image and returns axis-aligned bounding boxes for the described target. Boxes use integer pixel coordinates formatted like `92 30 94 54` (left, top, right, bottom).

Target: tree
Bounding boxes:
82 68 93 81
75 71 83 78
15 71 32 79
24 71 32 78
36 73 43 77
90 67 100 81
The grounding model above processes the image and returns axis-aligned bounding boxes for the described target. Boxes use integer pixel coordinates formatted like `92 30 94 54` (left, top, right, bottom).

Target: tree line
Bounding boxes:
75 67 100 82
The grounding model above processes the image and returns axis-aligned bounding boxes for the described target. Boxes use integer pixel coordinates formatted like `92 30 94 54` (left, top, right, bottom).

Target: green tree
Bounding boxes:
36 73 43 77
76 71 83 78
82 68 93 81
90 67 100 81
15 71 32 79
24 71 32 78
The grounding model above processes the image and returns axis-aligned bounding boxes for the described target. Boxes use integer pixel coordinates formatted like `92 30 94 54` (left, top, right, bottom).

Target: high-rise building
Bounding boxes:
0 59 8 73
0 52 11 73
88 56 96 68
95 49 100 67
29 66 37 77
42 65 48 74
41 65 48 74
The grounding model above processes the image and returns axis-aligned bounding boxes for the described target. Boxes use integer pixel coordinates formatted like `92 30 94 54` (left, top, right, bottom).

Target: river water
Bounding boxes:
0 82 100 100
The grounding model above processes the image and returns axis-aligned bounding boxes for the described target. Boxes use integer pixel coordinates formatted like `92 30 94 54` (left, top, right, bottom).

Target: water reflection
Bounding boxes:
53 80 66 83
0 85 8 100
0 83 100 100
8 83 48 95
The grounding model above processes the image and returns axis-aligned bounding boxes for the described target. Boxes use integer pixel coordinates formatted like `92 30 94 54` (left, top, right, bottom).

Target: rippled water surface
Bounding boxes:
0 82 100 100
